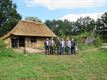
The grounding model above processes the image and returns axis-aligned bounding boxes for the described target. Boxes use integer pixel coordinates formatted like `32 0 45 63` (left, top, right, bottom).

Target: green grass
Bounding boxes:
0 49 107 80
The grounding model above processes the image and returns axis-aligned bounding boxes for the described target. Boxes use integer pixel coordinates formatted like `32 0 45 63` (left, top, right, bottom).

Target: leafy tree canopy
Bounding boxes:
45 17 96 37
0 0 21 37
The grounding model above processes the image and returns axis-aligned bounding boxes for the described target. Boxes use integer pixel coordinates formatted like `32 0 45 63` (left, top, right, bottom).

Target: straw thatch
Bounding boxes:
0 20 56 40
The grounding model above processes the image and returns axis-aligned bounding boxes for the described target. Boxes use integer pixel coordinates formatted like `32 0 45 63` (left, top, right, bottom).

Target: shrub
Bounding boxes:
0 40 17 57
0 40 6 49
0 48 17 57
94 36 102 47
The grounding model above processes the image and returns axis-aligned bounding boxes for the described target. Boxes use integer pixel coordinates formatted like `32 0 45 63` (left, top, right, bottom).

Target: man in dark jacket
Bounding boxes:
55 37 61 55
71 38 76 55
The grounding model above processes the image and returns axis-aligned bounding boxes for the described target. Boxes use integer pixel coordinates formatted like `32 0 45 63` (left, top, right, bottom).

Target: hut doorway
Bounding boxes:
11 37 18 48
19 37 25 47
11 36 25 48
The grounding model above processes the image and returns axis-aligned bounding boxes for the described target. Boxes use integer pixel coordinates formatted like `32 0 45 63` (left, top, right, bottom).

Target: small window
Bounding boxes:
31 37 37 43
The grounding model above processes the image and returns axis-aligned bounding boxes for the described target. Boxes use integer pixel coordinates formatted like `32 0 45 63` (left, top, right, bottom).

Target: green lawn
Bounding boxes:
0 49 107 80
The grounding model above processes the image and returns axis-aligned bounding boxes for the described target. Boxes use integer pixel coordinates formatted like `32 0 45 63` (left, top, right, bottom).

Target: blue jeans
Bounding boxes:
66 47 71 54
60 47 65 55
71 46 76 54
45 46 50 54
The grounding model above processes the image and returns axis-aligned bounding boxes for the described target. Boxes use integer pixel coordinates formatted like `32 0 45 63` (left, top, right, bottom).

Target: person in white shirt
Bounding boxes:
50 37 55 55
60 38 65 55
65 38 71 54
44 38 50 54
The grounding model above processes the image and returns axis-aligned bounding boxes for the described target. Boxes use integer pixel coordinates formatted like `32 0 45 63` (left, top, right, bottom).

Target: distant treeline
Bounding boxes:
45 12 107 37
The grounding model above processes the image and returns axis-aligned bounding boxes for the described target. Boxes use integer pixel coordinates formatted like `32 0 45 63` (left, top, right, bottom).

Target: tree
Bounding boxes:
45 19 66 36
25 16 41 22
96 13 107 31
45 19 59 35
0 0 21 37
76 17 95 34
45 16 97 37
96 12 107 39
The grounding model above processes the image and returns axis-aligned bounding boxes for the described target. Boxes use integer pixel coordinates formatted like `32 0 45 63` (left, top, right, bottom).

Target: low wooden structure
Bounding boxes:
0 20 56 48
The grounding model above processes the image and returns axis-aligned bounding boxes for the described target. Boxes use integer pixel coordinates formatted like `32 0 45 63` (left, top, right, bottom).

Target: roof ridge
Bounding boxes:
20 20 43 24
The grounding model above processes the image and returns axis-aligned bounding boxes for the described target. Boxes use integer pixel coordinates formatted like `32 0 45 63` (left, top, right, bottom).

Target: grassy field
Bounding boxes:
0 49 107 80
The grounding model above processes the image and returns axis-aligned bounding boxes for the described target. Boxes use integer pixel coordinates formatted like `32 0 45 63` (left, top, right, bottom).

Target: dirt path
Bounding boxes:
14 47 45 54
80 43 107 53
14 43 107 54
80 48 99 53
101 43 107 48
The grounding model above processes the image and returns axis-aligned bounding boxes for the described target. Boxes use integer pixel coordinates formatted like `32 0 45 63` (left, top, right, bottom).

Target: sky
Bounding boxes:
13 0 107 22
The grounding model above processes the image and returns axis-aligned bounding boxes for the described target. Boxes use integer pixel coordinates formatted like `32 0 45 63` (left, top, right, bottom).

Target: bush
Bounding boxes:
94 36 102 47
0 40 6 49
0 40 17 57
0 48 17 57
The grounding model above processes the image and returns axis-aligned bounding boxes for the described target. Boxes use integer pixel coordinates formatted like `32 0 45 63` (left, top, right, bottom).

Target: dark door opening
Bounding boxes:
19 37 25 47
11 38 18 48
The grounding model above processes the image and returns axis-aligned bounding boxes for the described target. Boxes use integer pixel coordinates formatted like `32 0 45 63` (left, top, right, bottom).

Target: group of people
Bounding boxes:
44 37 77 55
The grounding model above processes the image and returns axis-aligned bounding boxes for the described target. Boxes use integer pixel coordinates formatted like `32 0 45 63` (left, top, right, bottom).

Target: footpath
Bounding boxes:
101 43 107 48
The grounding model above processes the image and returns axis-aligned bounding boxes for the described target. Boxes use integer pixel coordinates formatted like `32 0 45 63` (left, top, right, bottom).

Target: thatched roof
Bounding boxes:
0 20 56 40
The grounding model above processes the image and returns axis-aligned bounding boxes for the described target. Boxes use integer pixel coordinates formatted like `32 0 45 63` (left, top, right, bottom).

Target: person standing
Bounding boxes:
44 38 50 55
65 38 71 55
60 38 65 55
71 38 76 55
50 37 55 55
55 37 61 55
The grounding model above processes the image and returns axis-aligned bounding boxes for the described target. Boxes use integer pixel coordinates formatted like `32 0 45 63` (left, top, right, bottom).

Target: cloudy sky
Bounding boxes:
13 0 107 22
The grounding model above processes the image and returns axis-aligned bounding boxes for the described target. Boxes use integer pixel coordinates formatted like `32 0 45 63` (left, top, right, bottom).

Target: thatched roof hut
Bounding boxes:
0 20 56 48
